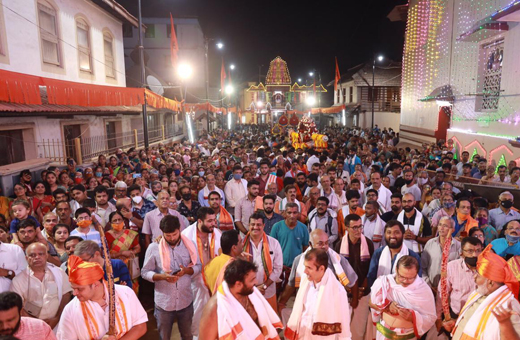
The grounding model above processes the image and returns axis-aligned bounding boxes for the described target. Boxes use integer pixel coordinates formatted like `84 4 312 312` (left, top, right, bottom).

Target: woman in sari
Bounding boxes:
31 181 55 223
105 211 141 294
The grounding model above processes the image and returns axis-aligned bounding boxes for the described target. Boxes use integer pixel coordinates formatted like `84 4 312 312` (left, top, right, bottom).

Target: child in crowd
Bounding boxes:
9 199 46 247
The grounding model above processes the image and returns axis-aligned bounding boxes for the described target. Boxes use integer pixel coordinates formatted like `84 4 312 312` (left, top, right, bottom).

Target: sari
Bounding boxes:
106 229 140 294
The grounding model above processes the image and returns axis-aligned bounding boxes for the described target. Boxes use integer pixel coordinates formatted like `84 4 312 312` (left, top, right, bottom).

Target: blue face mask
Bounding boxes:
198 171 205 177
506 234 520 244
443 202 456 209
174 169 180 176
233 174 243 180
95 172 102 177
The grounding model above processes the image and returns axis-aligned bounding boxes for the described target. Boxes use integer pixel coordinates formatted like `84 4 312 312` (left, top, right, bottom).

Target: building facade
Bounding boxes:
400 0 520 164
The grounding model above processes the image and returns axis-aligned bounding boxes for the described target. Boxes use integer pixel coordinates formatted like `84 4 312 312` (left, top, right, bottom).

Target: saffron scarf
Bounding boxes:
159 234 198 273
80 284 129 340
217 206 234 231
440 236 453 321
242 232 273 281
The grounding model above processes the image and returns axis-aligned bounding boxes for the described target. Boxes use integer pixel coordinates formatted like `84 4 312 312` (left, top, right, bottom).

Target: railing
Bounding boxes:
40 124 185 165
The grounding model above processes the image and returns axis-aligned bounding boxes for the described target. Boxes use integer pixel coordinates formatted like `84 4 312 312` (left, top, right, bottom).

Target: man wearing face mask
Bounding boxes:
224 165 248 216
401 170 421 202
489 192 520 233
128 184 156 220
381 194 403 222
452 198 479 238
490 220 520 257
434 237 481 338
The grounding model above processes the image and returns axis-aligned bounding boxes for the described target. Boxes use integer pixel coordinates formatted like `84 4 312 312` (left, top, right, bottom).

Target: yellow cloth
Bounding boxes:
204 254 232 295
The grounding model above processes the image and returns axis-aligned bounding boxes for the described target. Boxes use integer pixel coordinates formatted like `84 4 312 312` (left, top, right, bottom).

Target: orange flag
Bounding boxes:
221 58 227 93
334 57 341 92
170 13 178 68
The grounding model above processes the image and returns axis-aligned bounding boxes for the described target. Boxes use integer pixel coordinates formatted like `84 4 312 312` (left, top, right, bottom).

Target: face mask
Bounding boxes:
111 222 125 232
233 174 243 180
457 212 469 221
198 171 205 177
95 172 102 177
477 217 488 226
132 195 143 204
77 219 92 228
174 169 181 176
443 202 456 209
74 178 82 184
182 193 192 201
464 256 478 267
418 178 428 186
501 200 514 209
506 234 520 244
404 179 413 185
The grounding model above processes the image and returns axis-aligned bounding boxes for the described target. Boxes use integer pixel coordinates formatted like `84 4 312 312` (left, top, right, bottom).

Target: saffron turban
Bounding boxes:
477 244 519 299
68 255 105 285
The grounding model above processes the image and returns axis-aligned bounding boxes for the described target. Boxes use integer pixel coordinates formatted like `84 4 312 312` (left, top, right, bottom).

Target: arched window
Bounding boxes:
76 18 91 72
103 31 115 78
38 1 61 65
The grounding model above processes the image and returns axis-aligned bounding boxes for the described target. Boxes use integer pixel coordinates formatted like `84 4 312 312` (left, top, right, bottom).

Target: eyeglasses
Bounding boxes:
462 248 482 255
348 225 363 231
396 272 417 283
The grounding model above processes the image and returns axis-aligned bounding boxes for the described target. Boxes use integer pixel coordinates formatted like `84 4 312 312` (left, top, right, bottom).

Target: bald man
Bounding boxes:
397 193 433 254
11 243 72 330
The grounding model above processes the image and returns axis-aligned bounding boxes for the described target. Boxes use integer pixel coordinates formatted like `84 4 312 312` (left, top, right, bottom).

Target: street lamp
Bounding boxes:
178 64 193 80
230 64 235 70
178 64 194 143
216 42 224 49
309 72 314 77
372 55 384 129
306 96 316 107
297 78 302 83
225 85 234 95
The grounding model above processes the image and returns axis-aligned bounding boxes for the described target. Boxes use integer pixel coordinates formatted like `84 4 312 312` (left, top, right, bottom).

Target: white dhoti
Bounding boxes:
191 273 210 336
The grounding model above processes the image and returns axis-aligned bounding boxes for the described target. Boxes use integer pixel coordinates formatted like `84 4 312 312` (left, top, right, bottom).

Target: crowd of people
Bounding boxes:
0 123 519 340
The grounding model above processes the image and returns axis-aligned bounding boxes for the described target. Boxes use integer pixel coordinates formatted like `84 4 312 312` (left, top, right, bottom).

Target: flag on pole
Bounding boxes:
334 57 341 92
169 13 178 68
221 58 227 93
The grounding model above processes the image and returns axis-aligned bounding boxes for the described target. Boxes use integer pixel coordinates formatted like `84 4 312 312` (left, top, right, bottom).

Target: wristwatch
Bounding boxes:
263 284 267 290
7 270 13 277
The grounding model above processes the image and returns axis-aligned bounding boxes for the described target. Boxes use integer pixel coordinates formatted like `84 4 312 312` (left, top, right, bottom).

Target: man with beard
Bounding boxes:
59 255 147 339
381 194 403 222
319 175 339 211
367 220 422 288
182 207 222 339
208 191 235 231
199 259 282 340
433 237 481 339
255 160 274 197
491 220 520 257
235 180 260 235
337 214 375 340
0 292 55 339
337 190 365 239
285 249 352 340
142 215 199 340
295 172 308 201
397 193 432 254
370 256 436 340
366 172 392 212
16 219 62 267
401 170 421 202
362 201 385 249
449 244 520 340
471 159 488 180
276 185 308 223
260 195 283 235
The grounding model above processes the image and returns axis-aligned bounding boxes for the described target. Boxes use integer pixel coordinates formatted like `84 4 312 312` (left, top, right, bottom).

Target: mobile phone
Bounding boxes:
132 173 142 179
172 269 181 275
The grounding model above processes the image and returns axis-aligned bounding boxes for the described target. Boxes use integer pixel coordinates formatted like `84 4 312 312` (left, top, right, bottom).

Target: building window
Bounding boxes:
76 18 92 72
167 24 178 38
0 129 25 166
368 87 379 102
342 88 346 103
336 89 340 103
103 32 115 78
145 24 155 38
38 2 60 65
349 86 353 103
123 23 133 38
479 40 504 111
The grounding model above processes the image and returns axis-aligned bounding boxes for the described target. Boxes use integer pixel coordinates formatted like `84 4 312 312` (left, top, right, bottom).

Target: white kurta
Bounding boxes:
56 284 147 340
182 222 222 336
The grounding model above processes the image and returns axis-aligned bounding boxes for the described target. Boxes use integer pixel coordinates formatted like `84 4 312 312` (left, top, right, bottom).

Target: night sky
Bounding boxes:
119 0 407 105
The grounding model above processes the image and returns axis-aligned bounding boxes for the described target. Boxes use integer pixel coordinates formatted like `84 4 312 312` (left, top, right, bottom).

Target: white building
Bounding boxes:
0 0 183 192
332 62 401 131
400 0 520 164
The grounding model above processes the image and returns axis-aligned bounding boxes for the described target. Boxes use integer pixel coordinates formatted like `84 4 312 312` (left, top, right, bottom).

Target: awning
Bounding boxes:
457 18 508 42
493 0 520 22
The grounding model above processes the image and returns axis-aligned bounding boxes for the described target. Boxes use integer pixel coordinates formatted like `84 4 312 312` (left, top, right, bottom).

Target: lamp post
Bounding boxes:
256 100 264 127
372 55 384 129
204 40 224 134
178 64 193 143
225 85 234 130
137 0 148 148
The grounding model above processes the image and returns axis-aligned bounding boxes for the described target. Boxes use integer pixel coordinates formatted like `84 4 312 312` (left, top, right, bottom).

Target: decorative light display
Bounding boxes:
471 148 479 161
496 154 507 172
488 144 513 165
464 139 487 158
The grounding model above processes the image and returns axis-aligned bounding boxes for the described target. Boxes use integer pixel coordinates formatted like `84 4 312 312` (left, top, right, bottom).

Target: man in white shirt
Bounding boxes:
224 165 248 215
366 172 392 212
306 150 320 171
401 170 422 202
0 240 27 293
11 242 72 330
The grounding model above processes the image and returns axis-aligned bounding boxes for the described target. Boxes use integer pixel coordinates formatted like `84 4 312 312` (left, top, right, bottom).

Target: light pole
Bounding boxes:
256 101 263 127
372 55 384 129
178 64 193 142
137 0 148 148
225 85 234 130
204 40 224 134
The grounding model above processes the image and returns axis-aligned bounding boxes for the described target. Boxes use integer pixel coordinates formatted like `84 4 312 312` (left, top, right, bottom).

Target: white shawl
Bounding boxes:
377 245 409 278
397 209 423 252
